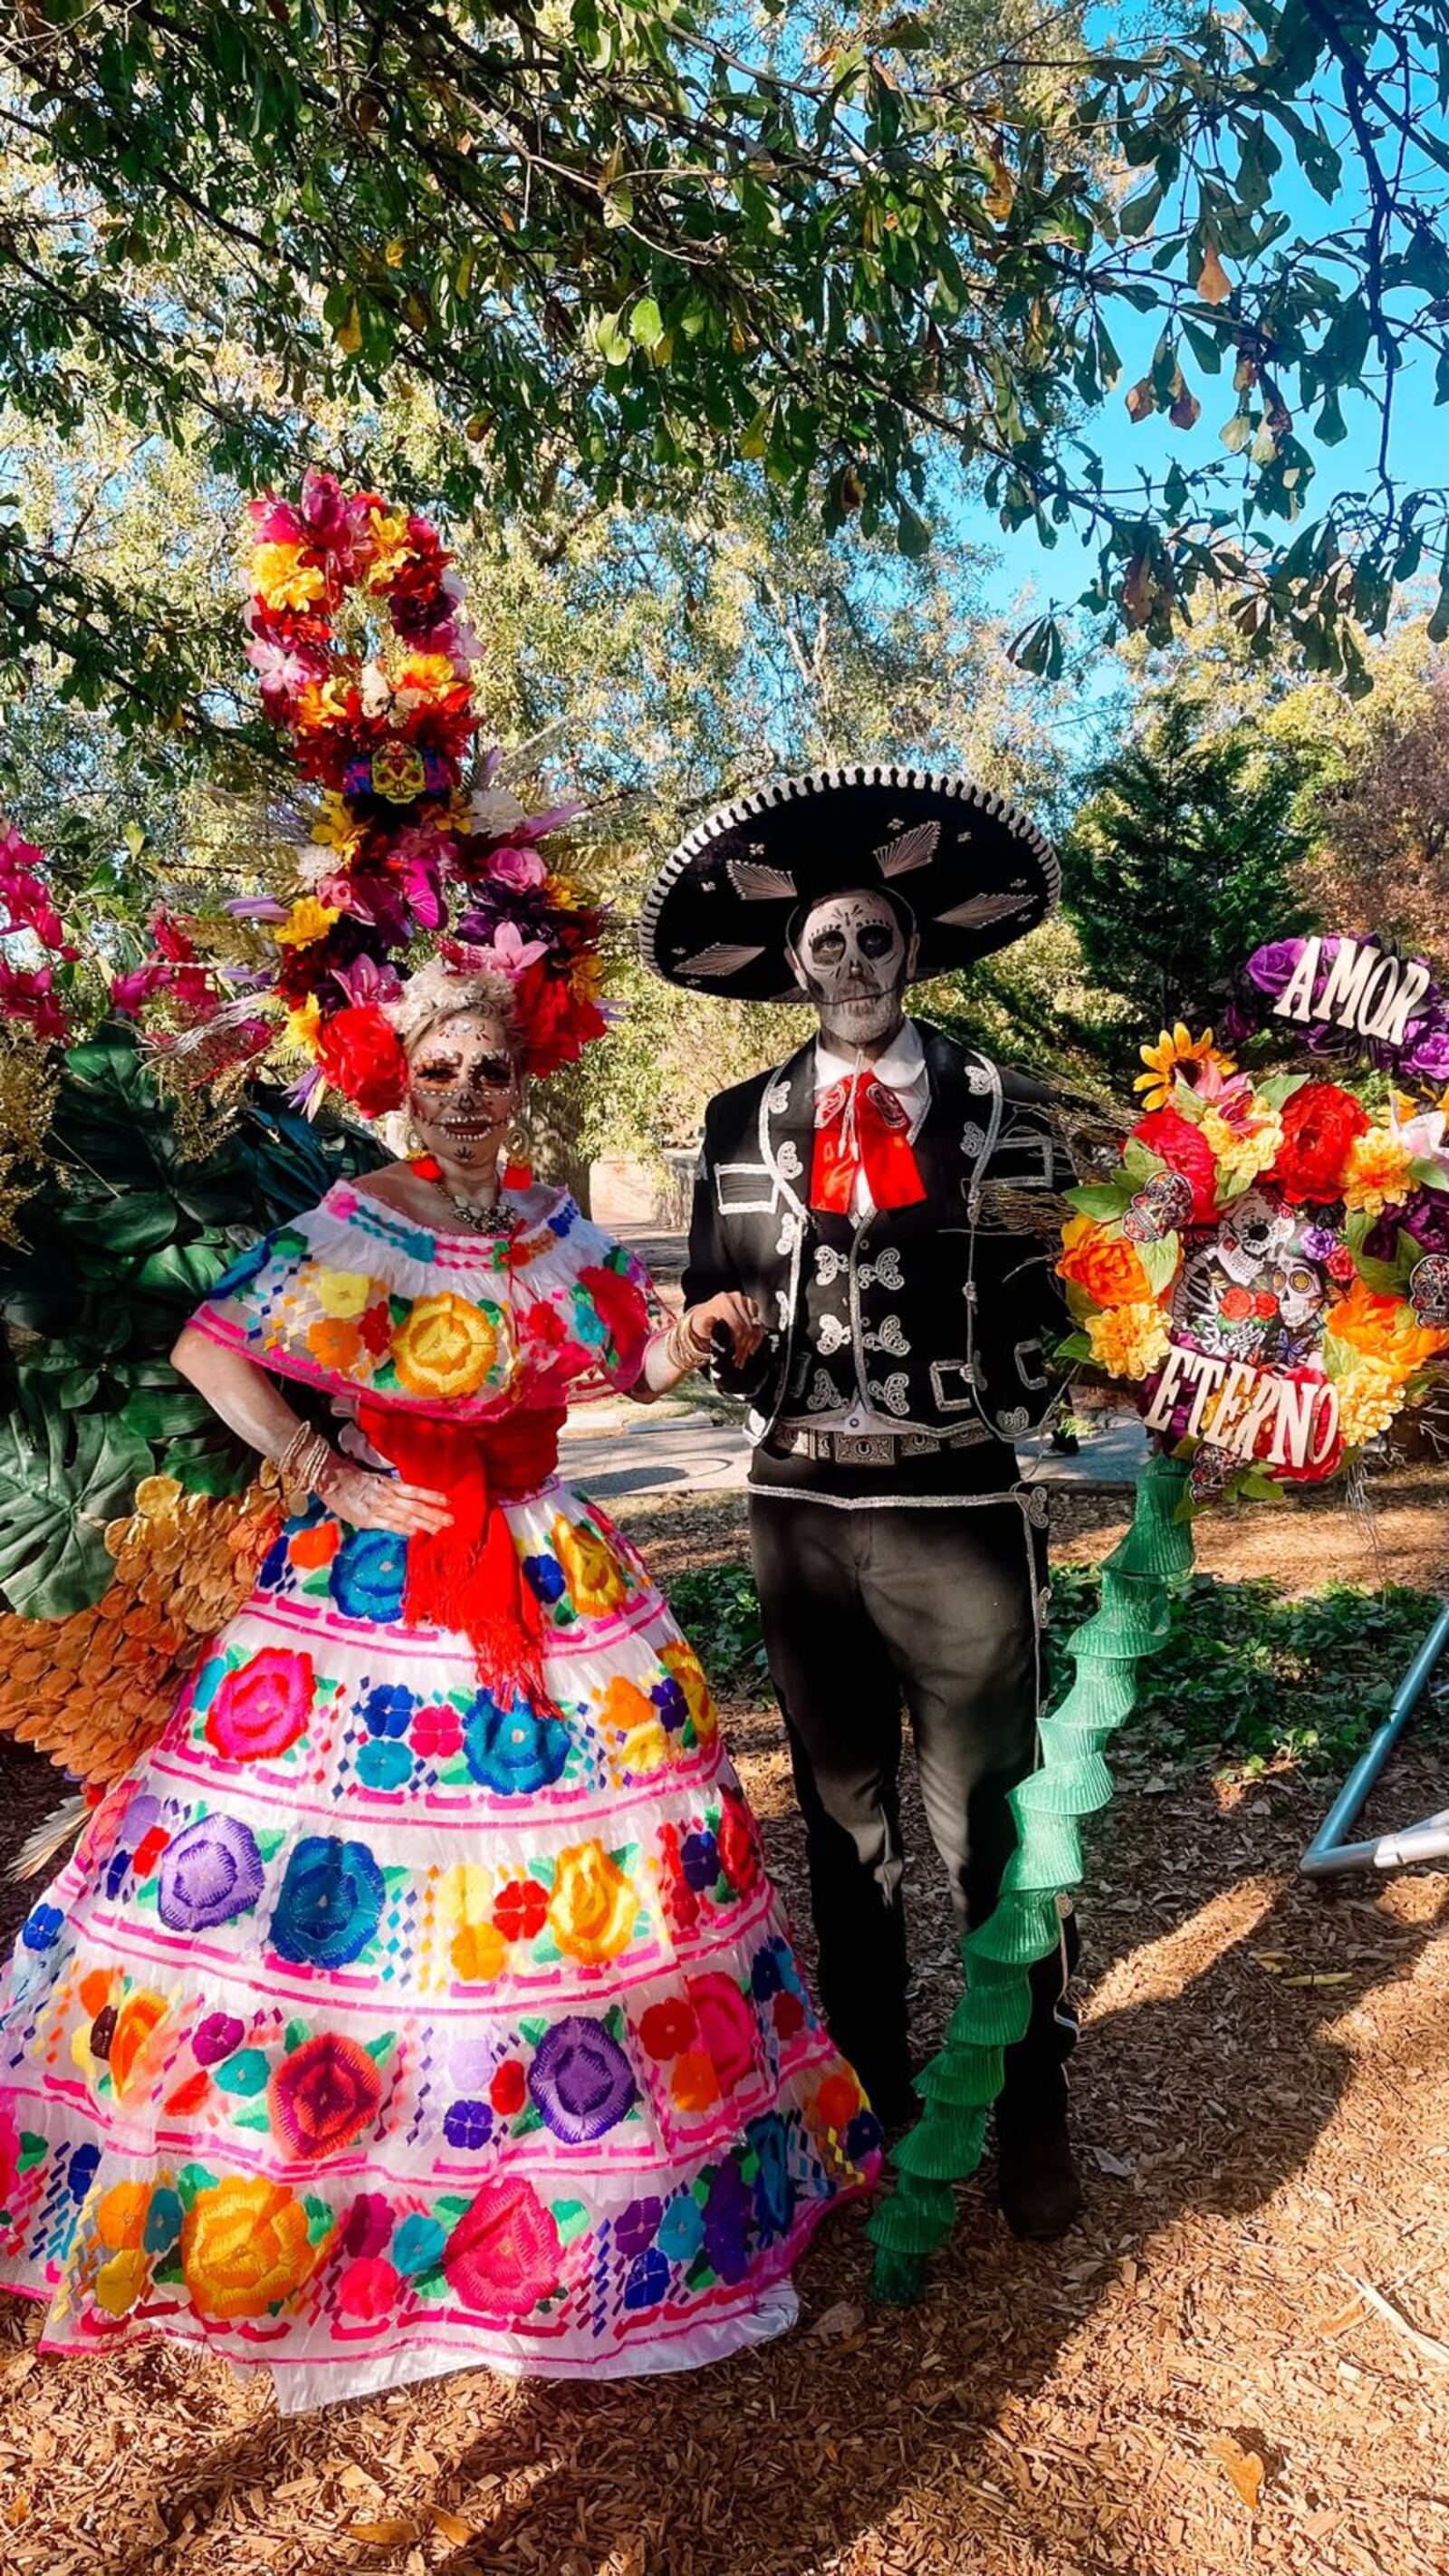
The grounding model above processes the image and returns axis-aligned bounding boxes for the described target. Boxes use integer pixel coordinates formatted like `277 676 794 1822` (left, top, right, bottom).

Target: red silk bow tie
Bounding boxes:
810 1073 927 1215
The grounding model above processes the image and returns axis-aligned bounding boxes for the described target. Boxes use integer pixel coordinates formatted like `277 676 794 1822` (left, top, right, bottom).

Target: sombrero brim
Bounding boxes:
639 763 1059 1001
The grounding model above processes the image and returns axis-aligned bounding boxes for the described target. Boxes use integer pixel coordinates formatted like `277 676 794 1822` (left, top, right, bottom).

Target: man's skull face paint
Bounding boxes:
790 890 912 1051
406 1010 519 1168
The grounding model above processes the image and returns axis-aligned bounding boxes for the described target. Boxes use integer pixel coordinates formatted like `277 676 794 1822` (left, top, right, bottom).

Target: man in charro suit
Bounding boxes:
640 764 1083 2238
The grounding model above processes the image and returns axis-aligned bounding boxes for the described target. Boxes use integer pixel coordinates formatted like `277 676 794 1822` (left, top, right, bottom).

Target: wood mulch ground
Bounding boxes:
4 1480 1449 2576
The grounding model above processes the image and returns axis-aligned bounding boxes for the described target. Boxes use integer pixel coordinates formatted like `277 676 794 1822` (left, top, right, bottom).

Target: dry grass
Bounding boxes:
4 1484 1449 2576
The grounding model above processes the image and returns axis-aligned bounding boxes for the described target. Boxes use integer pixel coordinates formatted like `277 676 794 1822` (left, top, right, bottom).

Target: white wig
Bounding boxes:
386 957 520 1060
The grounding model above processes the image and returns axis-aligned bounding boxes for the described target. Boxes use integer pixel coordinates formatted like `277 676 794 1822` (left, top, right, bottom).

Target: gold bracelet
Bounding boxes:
276 1420 312 1478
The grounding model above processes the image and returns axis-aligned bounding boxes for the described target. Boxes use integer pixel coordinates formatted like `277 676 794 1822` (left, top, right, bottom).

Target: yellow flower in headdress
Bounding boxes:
363 511 412 585
393 652 457 705
283 994 322 1055
1135 1024 1233 1114
252 542 327 612
312 793 364 853
273 898 340 949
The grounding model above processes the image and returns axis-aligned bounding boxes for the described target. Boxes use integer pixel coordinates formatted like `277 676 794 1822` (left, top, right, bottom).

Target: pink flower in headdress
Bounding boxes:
110 961 168 1017
333 955 402 1010
247 495 306 545
245 632 326 699
392 824 451 930
299 470 352 547
0 959 68 1043
486 844 547 893
457 920 549 977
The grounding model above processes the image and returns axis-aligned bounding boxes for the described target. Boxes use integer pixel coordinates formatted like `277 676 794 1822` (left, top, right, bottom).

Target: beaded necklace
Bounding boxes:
409 1152 517 1236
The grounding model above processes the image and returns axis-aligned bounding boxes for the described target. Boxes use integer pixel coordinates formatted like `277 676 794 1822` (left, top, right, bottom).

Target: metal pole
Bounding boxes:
1299 1597 1449 1879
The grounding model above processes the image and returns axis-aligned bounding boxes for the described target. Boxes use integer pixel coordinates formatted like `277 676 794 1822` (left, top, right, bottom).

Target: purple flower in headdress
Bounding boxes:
333 954 402 1009
226 895 290 924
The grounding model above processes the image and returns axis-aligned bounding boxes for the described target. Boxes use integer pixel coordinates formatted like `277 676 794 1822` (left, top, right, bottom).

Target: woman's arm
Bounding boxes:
170 1325 453 1537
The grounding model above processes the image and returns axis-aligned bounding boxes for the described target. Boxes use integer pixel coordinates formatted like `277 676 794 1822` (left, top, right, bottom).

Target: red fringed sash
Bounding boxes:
356 1402 566 1699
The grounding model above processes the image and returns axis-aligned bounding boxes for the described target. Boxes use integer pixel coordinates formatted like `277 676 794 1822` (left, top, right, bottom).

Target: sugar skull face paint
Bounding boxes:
787 890 916 1053
405 1009 521 1168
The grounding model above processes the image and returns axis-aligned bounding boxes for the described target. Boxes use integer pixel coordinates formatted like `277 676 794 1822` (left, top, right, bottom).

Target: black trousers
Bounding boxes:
748 1482 1076 2128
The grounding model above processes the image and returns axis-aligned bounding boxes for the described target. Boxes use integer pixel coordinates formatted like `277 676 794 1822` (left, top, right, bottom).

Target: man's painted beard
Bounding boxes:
793 891 910 1050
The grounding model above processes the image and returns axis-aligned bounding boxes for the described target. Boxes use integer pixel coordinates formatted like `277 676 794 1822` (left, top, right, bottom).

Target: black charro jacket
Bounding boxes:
681 1021 1073 1456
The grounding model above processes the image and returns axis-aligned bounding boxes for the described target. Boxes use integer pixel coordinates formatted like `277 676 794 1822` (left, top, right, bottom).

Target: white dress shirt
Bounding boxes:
779 1020 929 1437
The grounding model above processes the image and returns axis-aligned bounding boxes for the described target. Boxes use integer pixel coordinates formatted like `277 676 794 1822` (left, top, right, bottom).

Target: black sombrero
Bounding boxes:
639 763 1059 1001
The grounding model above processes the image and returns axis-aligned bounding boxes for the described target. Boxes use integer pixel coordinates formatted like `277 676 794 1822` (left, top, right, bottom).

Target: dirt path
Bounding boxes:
3 1486 1449 2575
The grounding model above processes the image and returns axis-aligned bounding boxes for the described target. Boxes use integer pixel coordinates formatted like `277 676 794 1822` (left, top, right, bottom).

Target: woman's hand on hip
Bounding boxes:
316 1458 455 1536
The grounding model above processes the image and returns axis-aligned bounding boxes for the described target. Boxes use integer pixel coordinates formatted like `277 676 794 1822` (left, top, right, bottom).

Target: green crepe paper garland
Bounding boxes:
868 1452 1195 2303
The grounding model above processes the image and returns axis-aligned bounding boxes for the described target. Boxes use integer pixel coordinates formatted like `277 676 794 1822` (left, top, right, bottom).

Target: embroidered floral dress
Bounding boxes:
0 1181 880 2408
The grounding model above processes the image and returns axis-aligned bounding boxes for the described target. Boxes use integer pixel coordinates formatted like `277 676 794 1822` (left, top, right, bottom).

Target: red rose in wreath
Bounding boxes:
1272 1082 1369 1205
1129 1107 1219 1226
315 1004 408 1115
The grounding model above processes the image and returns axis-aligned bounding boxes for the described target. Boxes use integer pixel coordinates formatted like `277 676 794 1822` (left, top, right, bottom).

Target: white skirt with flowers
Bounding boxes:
0 1470 880 2410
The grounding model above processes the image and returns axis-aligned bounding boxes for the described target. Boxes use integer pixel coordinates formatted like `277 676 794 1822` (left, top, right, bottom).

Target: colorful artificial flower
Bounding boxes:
1272 1081 1370 1204
1085 1302 1171 1380
1057 1215 1153 1310
1129 1107 1219 1223
1341 1127 1415 1218
313 1003 408 1116
273 897 341 948
1134 1024 1232 1113
1198 1104 1283 1187
1331 1355 1405 1447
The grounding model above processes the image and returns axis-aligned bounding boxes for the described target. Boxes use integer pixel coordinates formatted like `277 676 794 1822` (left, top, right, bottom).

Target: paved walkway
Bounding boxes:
560 1401 1149 1503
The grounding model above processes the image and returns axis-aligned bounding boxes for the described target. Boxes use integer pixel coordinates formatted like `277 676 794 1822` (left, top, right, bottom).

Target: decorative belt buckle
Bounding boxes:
837 1433 896 1466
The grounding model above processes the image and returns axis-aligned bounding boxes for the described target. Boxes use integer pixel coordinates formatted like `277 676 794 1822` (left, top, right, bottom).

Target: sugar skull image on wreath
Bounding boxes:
1057 936 1449 1510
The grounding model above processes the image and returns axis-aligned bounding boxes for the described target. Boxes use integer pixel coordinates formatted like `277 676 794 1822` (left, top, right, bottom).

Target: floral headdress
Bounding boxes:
115 472 607 1114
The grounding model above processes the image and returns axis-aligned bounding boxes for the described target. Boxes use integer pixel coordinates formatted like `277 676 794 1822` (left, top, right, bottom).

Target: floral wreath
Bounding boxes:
1057 956 1449 1508
113 472 607 1113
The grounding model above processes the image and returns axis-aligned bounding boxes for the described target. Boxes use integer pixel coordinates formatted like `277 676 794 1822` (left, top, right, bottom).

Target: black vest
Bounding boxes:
682 1024 1072 1450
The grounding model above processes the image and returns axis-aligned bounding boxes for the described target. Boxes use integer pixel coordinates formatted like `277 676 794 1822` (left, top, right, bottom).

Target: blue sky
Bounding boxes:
959 77 1448 633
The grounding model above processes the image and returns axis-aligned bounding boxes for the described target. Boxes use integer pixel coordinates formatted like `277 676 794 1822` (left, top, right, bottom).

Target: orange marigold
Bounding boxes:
1058 1215 1152 1310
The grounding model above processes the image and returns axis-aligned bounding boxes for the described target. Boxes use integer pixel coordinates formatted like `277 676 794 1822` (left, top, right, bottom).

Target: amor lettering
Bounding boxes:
1271 936 1433 1048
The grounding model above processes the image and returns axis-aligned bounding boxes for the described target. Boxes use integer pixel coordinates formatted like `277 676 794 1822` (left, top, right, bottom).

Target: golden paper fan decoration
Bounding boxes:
0 1472 283 1786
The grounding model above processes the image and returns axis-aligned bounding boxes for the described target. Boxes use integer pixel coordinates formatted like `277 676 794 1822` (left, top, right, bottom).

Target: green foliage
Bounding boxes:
674 1544 1442 1774
1060 686 1319 1058
667 1560 770 1701
4 1 1449 725
0 1026 383 1617
1049 1565 1440 1773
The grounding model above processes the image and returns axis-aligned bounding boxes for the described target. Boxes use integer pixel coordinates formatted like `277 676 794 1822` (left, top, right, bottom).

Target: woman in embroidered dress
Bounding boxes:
0 961 881 2408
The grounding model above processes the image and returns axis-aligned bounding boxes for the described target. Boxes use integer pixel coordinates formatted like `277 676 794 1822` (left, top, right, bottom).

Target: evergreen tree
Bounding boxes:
1060 693 1319 1058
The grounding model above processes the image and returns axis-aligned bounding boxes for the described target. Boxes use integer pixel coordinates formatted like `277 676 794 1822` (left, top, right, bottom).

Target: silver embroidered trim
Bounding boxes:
962 1120 987 1156
868 1372 911 1418
777 1139 803 1179
964 1062 994 1095
864 1314 910 1357
996 1405 1032 1436
814 1244 845 1286
815 1314 850 1357
858 1246 904 1293
775 1215 800 1256
766 1081 792 1115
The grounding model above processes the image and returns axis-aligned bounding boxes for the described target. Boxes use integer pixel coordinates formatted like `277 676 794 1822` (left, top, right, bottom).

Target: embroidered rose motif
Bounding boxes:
546 1843 638 1966
527 2014 638 2144
268 2032 384 2160
660 1640 718 1746
551 1514 629 1619
330 1527 408 1620
462 1690 571 1795
205 1646 315 1764
575 1262 650 1384
182 2174 325 2319
157 1813 264 1933
686 1972 757 2094
390 1291 500 1399
269 1835 385 1969
442 2173 562 2317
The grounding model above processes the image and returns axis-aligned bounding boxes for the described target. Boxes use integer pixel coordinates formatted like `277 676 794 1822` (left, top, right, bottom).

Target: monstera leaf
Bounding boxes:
0 1404 153 1618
